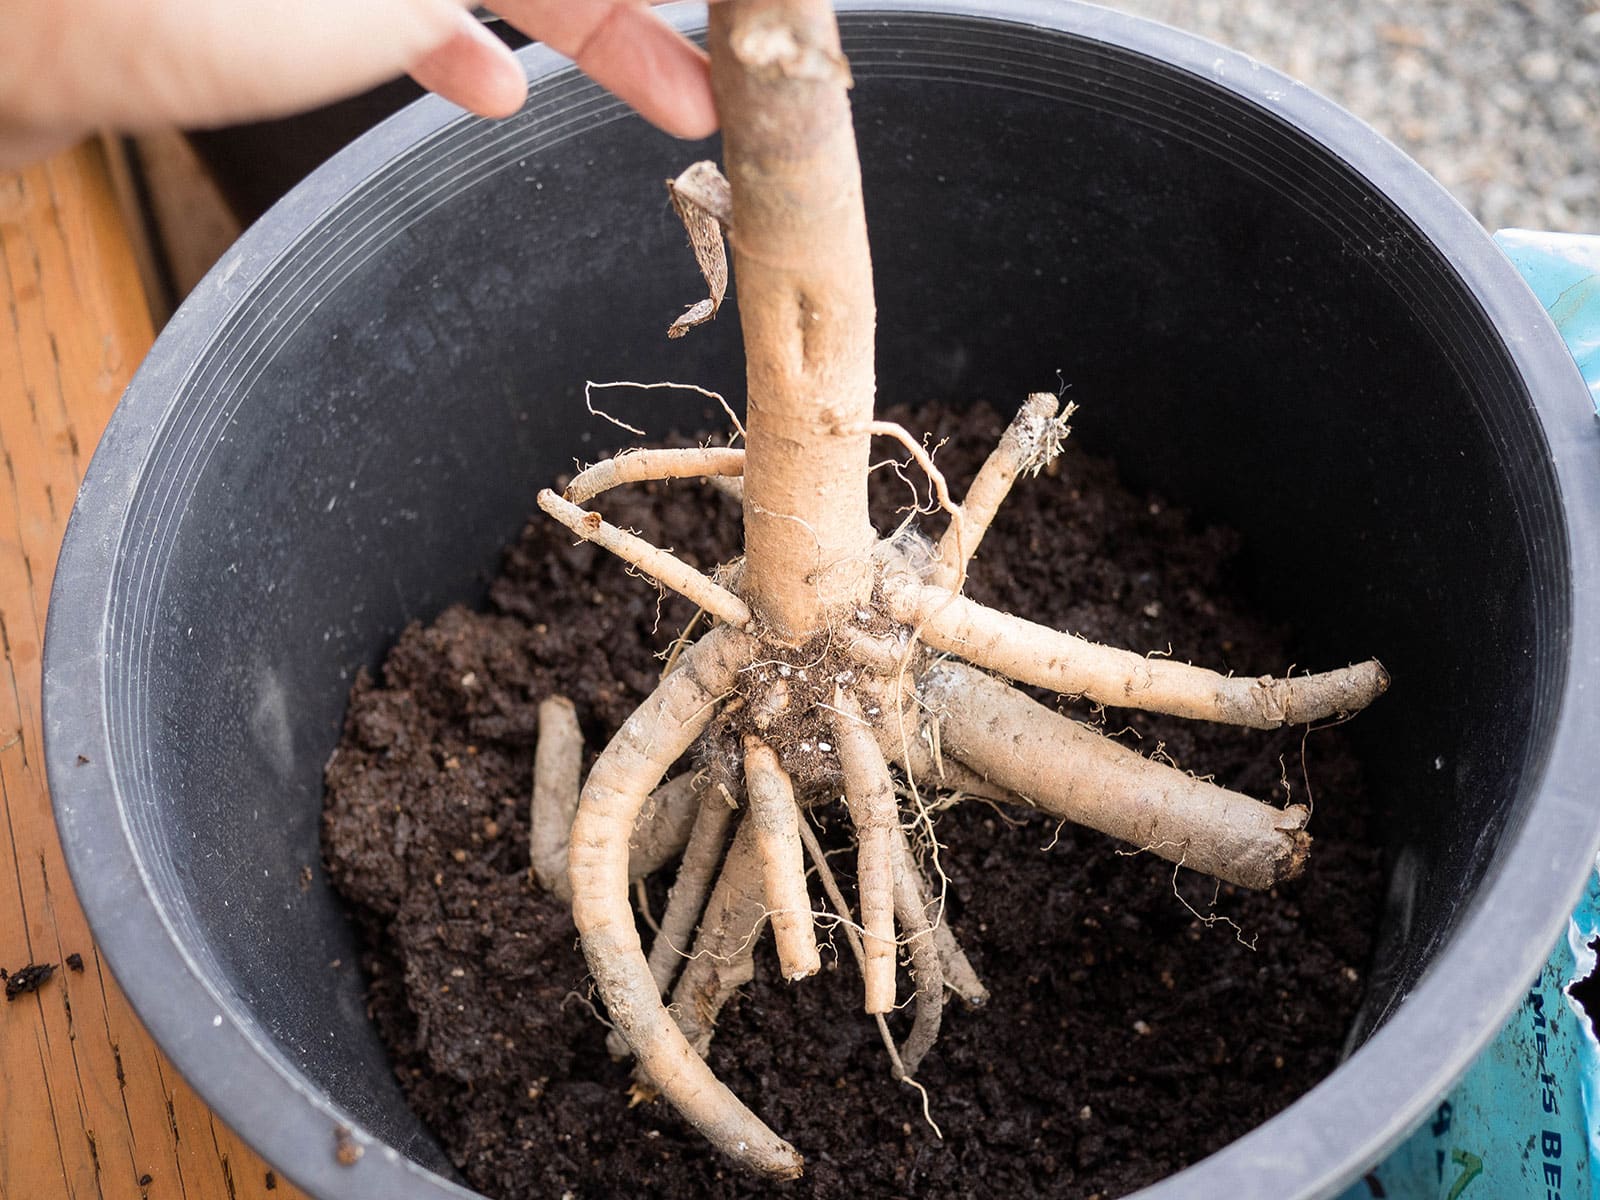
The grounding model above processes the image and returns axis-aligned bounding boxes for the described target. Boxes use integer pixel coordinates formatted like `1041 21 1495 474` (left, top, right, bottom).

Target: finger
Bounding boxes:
117 0 467 129
408 10 529 119
495 0 717 139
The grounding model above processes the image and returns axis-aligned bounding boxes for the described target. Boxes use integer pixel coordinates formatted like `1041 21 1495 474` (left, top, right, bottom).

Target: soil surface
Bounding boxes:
323 401 1381 1200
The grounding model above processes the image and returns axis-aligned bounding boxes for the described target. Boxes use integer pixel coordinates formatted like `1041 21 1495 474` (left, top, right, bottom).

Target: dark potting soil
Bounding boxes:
323 401 1381 1200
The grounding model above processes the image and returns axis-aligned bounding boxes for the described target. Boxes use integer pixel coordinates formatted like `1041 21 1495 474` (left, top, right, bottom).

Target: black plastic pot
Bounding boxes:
43 4 1600 1198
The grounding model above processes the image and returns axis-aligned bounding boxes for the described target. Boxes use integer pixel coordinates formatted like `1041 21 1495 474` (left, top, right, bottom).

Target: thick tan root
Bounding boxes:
925 661 1310 890
644 786 737 995
564 448 745 506
874 731 991 1009
743 736 821 981
627 772 707 882
831 692 899 1014
607 783 736 1062
895 831 988 1009
892 581 1389 729
833 728 991 1011
668 821 769 1057
931 909 989 1010
890 824 943 1078
538 489 753 630
707 474 745 503
711 0 879 639
530 696 583 900
879 718 1014 807
796 808 952 1076
536 717 707 901
931 392 1068 587
567 625 803 1180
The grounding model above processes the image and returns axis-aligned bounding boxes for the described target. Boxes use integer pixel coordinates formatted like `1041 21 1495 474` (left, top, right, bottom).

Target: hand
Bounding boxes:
0 0 718 169
412 2 719 138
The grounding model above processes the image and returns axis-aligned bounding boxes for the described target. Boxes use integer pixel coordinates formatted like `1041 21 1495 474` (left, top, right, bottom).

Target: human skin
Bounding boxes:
0 0 720 168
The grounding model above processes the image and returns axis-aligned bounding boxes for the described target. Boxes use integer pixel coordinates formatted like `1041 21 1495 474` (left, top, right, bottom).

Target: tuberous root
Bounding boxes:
538 489 753 630
744 735 821 981
564 447 745 506
831 691 900 1015
531 696 584 900
889 578 1388 730
931 391 1072 587
568 626 803 1180
922 661 1311 890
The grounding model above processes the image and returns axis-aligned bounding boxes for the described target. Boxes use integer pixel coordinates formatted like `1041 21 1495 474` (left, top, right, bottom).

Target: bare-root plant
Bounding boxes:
529 0 1387 1179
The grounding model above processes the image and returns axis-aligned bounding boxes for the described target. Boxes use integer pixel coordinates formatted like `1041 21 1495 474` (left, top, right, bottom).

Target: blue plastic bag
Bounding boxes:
1337 228 1600 1200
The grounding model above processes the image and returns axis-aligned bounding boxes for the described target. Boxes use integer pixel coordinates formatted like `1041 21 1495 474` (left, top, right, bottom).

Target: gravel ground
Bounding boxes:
1101 0 1600 234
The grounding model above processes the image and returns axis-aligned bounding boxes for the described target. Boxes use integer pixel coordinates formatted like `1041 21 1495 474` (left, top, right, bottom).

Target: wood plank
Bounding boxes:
0 139 304 1200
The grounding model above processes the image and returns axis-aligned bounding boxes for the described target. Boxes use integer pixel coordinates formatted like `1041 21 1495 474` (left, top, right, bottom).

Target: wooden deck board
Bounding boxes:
0 140 305 1200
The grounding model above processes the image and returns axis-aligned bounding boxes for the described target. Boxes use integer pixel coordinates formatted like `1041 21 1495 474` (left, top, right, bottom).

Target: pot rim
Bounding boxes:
42 4 1600 1199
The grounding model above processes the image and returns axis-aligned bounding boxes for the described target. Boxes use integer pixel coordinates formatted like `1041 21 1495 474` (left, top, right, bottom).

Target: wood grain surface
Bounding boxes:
0 140 306 1200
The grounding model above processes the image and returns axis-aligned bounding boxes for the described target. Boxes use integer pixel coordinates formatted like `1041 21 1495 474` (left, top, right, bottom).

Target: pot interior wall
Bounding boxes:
98 14 1566 1181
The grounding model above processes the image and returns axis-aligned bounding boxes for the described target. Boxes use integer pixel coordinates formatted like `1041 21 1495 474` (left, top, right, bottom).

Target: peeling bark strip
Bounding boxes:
667 161 734 338
925 662 1311 890
711 0 879 640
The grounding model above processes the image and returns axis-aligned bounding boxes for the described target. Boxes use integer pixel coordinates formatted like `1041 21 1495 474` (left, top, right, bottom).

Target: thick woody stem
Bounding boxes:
924 661 1310 890
627 772 707 882
931 392 1065 587
530 696 583 901
743 736 821 980
890 581 1389 729
644 786 737 995
667 821 769 1058
710 0 879 640
564 447 745 505
831 691 899 1014
567 625 803 1179
890 824 943 1078
538 489 753 630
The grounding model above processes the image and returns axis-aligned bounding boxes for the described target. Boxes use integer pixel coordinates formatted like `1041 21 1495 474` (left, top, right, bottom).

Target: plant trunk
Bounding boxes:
709 0 879 641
